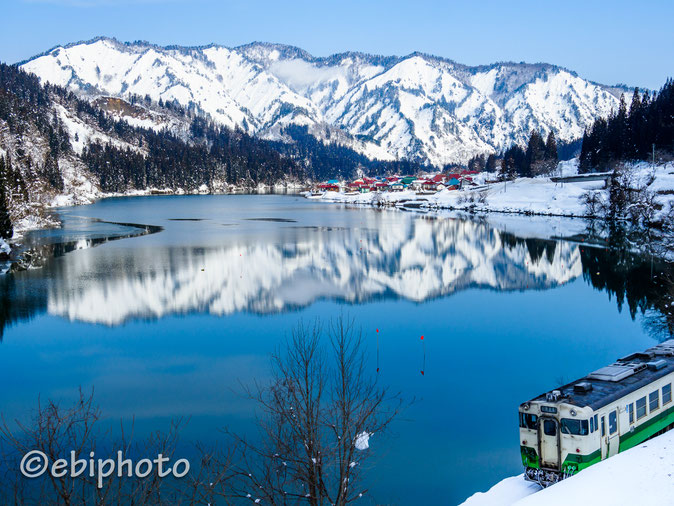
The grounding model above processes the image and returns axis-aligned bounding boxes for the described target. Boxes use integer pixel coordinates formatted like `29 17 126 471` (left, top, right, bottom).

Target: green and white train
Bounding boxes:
519 339 674 487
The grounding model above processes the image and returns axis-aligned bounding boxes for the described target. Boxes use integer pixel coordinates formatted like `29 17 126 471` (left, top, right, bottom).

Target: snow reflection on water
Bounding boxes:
42 216 581 325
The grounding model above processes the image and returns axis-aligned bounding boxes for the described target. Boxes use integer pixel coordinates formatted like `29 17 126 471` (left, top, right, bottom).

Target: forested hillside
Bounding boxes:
0 63 423 236
579 80 674 171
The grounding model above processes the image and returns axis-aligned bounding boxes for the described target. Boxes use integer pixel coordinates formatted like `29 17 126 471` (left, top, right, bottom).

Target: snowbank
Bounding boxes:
460 430 674 506
0 238 10 256
460 476 540 506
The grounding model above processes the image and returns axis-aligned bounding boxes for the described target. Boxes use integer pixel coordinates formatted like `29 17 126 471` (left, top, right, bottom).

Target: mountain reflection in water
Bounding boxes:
0 206 671 338
46 219 579 325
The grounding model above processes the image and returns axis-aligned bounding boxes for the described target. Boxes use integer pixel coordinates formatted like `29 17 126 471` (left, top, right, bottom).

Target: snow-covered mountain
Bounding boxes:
20 37 628 166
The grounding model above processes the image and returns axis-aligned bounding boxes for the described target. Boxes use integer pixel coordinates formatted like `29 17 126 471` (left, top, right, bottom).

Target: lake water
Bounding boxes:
0 194 671 504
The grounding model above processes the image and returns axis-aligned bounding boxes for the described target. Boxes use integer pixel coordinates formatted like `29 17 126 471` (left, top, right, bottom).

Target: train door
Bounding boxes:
600 415 608 459
539 417 560 468
607 409 619 457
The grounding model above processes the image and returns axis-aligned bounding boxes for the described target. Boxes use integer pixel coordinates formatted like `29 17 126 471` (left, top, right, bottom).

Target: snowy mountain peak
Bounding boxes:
20 38 629 165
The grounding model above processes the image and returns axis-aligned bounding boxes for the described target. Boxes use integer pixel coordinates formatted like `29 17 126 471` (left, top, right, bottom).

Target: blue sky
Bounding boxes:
3 0 673 89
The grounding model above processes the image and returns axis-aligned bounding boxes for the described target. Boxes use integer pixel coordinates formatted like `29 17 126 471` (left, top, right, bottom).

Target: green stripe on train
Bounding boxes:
562 449 601 473
560 405 674 473
520 446 539 469
619 404 674 452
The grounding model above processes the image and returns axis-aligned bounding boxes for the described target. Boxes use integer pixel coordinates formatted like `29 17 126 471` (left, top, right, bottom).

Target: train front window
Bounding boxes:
519 412 538 430
560 418 589 435
543 419 556 436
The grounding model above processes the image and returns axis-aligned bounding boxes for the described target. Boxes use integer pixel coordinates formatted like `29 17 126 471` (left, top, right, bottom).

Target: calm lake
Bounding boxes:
1 194 671 504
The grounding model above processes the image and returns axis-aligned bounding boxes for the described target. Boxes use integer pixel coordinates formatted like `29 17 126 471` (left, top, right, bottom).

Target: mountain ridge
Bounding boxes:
19 37 632 165
17 36 631 89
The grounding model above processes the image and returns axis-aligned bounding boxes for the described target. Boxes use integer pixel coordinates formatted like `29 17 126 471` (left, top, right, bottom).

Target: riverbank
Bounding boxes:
460 429 674 505
309 161 674 223
11 182 307 238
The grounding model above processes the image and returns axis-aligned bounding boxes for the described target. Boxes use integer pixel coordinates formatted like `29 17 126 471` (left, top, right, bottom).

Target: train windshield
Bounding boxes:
560 418 589 435
519 412 538 430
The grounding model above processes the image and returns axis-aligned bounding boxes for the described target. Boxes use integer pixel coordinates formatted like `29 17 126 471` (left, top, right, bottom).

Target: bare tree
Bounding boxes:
0 317 400 505
580 190 603 217
0 388 205 505
228 317 404 505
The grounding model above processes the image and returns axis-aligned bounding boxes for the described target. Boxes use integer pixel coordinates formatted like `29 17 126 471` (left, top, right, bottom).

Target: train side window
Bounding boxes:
593 414 598 433
543 419 556 436
649 391 659 412
590 416 594 433
627 403 634 424
636 396 647 420
601 416 605 437
608 411 617 435
663 384 672 406
519 413 538 430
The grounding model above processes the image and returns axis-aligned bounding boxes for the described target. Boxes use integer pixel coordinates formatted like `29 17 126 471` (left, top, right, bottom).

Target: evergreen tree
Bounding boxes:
467 154 486 172
579 79 674 170
627 88 642 159
485 153 497 172
0 157 13 240
502 144 526 177
579 130 592 173
544 131 558 161
525 130 546 176
43 152 64 191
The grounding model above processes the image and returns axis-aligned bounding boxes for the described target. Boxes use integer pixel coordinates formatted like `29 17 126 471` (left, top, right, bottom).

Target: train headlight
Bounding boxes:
570 409 577 416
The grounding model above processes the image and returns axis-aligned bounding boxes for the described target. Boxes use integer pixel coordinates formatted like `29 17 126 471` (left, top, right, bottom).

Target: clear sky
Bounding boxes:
3 0 673 90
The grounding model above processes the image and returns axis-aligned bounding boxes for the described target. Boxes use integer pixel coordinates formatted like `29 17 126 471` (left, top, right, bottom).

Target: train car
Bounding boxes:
519 339 674 487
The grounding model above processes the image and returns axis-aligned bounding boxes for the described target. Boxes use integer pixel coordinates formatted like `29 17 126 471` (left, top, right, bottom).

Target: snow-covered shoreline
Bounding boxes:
309 161 674 224
12 183 307 238
460 430 674 505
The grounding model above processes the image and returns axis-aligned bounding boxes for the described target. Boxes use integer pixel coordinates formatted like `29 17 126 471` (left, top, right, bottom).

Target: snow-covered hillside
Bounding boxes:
21 37 627 165
0 71 194 235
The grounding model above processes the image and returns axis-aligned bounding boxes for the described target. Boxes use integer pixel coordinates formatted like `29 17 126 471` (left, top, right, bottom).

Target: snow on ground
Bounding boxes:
460 430 674 506
460 476 540 506
313 160 674 222
555 158 581 177
315 178 602 217
0 238 10 255
13 213 60 236
54 104 142 156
